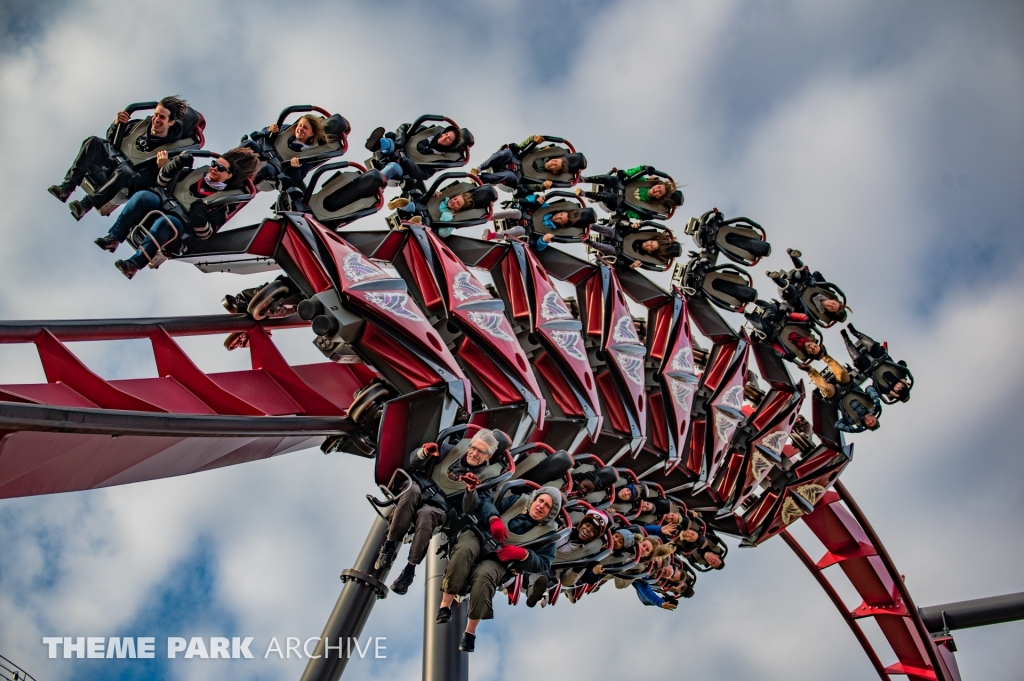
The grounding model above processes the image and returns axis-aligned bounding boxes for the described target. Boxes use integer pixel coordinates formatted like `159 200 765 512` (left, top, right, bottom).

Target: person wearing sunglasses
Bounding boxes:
94 147 260 279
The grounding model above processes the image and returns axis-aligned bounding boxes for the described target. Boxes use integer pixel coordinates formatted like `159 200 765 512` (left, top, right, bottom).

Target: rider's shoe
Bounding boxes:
390 564 416 595
69 198 93 221
115 259 138 280
365 127 386 152
48 183 74 203
94 236 119 253
375 540 398 571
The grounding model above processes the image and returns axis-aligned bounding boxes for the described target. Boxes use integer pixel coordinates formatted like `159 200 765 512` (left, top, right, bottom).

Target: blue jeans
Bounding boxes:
381 161 404 180
379 137 396 155
106 191 184 268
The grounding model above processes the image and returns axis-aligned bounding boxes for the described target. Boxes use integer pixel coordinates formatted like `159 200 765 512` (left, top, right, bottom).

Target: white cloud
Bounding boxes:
1 1 1022 680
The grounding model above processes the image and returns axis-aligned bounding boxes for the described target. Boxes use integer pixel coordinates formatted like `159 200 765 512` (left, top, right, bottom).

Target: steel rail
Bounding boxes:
0 402 351 438
0 313 309 343
834 481 949 680
780 529 890 680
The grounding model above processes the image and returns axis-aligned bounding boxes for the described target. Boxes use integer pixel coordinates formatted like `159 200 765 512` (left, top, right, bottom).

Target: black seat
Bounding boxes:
520 141 584 186
307 164 385 227
839 389 877 427
620 226 677 271
425 181 496 228
703 267 757 311
529 197 592 242
271 113 349 162
622 177 677 220
777 323 822 365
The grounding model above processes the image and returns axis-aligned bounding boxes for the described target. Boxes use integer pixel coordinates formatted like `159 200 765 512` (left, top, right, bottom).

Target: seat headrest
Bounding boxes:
565 152 587 172
669 190 684 206
469 185 498 207
460 127 475 148
592 466 617 489
664 241 682 259
178 107 202 138
492 429 511 458
652 498 671 516
575 207 597 228
324 113 350 137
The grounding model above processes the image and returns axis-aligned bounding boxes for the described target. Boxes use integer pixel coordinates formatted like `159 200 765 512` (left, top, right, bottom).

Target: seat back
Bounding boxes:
716 223 769 264
622 178 674 219
405 125 462 164
426 181 491 225
703 270 756 310
621 229 672 268
172 167 252 211
429 438 508 497
271 115 345 161
119 118 198 165
778 323 819 363
308 169 383 224
839 390 875 427
500 494 561 547
514 450 573 487
521 146 574 184
530 199 589 240
801 286 844 326
873 361 908 395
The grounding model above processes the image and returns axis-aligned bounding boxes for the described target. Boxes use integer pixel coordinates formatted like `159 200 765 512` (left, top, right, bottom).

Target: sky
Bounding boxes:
0 0 1022 679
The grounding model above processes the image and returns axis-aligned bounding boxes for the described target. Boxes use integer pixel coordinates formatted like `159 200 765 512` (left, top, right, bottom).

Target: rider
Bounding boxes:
841 324 911 402
365 122 469 193
767 249 850 324
585 223 682 269
95 147 260 279
835 384 882 433
582 165 681 219
436 485 561 653
472 134 586 195
250 114 331 189
50 96 191 220
483 195 596 252
376 428 510 596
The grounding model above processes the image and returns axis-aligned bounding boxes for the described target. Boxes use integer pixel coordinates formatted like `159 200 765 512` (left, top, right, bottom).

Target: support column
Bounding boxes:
300 515 392 681
422 533 468 681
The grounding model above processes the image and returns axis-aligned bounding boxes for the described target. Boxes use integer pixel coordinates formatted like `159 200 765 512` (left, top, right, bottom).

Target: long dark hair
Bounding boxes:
219 147 261 189
158 95 188 121
296 115 329 146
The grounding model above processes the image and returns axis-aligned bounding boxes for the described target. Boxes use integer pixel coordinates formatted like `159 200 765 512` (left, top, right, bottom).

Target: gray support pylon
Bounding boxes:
300 515 392 681
422 533 468 681
919 591 1024 634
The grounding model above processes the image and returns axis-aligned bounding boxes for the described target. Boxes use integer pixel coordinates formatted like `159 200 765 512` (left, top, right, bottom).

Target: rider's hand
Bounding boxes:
533 135 544 143
630 260 643 269
542 234 554 243
497 545 528 562
661 602 677 610
269 123 280 133
460 472 481 491
156 150 169 168
115 111 130 125
543 180 553 189
290 157 301 168
591 564 604 575
489 517 509 543
422 442 439 457
630 221 642 230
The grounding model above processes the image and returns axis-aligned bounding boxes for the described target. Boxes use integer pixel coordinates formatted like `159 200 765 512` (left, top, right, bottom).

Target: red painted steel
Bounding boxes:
35 330 164 412
151 328 265 416
784 484 960 681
